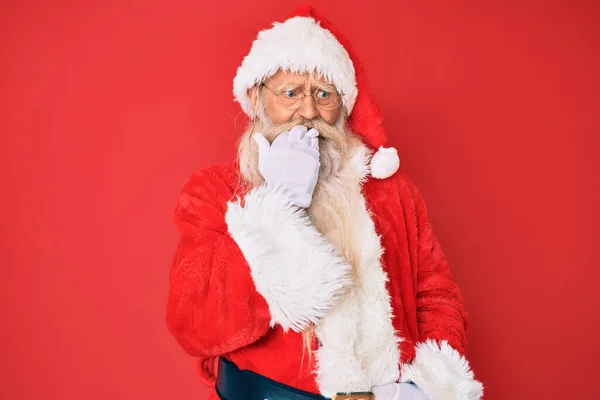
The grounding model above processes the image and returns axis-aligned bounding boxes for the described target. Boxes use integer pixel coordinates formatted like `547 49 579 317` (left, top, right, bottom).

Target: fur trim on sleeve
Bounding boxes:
400 340 483 400
225 184 352 332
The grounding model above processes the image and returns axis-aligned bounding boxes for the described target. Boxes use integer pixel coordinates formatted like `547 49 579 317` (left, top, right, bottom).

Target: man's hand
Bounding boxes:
372 383 429 400
253 125 320 208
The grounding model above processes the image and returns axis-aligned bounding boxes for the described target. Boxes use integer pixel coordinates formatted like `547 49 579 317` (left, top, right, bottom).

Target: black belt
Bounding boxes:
215 357 329 400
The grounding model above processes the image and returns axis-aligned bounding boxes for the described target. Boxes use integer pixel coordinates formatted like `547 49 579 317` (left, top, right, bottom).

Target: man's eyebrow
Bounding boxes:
276 82 331 89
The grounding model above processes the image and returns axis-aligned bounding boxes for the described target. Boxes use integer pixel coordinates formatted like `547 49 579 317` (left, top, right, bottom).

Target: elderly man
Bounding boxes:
166 5 483 400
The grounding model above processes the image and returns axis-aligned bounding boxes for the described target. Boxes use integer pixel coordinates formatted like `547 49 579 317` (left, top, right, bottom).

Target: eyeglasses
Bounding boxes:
261 82 343 111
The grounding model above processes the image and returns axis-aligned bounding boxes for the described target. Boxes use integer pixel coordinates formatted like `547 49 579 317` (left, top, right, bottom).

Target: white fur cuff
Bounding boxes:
400 340 483 400
225 184 352 332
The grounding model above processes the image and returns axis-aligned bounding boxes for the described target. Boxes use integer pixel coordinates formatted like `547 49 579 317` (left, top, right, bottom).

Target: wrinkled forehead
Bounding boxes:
264 69 329 88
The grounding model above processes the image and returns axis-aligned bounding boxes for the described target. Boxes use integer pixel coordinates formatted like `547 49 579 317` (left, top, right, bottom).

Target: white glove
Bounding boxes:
372 382 429 400
253 125 320 208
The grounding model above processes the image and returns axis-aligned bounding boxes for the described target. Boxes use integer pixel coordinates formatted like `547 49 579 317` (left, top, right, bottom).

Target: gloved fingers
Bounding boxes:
396 383 429 400
305 128 319 148
372 382 399 400
306 128 319 139
253 133 270 154
272 130 290 146
289 125 308 140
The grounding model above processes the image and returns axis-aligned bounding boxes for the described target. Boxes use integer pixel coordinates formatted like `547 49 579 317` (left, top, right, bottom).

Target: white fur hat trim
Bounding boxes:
233 16 358 117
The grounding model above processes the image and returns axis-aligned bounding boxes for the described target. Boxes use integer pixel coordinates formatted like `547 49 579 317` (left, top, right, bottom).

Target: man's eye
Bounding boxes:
282 90 297 98
317 90 330 99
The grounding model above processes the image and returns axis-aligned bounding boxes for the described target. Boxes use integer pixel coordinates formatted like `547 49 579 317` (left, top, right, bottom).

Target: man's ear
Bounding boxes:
247 86 259 113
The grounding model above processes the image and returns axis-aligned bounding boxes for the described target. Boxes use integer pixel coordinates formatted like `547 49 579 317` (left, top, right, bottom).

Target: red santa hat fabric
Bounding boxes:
233 4 400 179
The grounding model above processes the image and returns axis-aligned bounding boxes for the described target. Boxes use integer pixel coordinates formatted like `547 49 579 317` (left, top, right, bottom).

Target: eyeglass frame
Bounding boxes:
260 81 344 111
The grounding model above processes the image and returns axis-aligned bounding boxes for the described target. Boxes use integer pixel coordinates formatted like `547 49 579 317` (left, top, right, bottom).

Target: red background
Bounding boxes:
2 1 599 399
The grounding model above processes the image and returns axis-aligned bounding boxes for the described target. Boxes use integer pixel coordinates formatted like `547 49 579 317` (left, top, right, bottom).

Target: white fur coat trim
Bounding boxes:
225 184 352 332
400 340 484 400
233 16 358 117
315 146 402 396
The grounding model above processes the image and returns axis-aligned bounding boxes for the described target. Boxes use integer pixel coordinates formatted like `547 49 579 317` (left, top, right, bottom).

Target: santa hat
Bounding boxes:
233 4 400 179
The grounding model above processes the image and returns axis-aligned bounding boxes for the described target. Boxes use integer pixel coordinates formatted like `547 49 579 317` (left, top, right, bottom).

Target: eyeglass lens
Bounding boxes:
276 84 342 110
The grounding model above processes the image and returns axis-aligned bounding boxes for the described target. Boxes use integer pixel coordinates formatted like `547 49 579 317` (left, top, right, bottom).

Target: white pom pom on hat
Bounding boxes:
233 4 400 179
370 147 401 179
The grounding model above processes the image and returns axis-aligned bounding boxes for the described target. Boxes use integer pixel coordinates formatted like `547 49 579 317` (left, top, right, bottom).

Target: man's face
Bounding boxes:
238 69 359 192
249 70 342 126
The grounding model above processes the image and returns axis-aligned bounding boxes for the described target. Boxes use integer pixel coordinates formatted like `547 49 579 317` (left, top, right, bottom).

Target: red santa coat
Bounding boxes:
166 154 483 400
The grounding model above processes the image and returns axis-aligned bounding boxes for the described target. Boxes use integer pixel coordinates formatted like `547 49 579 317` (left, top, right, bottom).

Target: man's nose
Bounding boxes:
296 94 319 120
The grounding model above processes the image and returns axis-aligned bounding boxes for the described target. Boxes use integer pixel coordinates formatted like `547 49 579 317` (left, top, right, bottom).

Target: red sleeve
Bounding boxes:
403 173 469 355
166 166 271 359
397 172 483 398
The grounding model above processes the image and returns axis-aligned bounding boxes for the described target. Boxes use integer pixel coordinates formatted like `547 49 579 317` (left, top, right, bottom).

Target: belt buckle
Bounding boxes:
332 392 374 400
